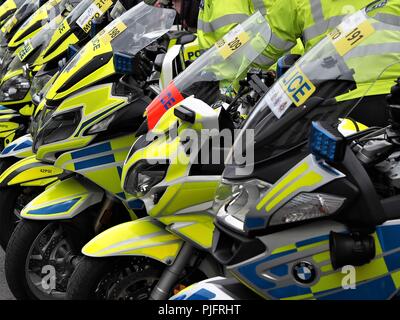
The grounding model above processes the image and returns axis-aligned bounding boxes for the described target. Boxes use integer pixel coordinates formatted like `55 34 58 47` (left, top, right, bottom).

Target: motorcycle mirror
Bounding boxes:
176 33 196 46
154 53 166 72
174 105 195 124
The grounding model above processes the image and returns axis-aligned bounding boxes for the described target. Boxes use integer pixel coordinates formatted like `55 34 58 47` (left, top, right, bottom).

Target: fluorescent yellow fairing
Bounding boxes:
36 84 127 161
82 217 183 264
54 134 137 199
160 213 215 249
32 18 79 67
149 181 219 218
0 0 16 24
21 176 104 220
8 0 64 49
0 155 63 187
45 40 115 100
0 113 20 147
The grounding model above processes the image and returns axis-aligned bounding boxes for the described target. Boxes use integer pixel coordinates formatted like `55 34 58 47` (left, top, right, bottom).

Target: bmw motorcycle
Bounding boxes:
0 0 27 28
0 0 67 66
0 0 126 156
3 2 200 300
171 8 400 300
66 11 273 300
0 0 199 249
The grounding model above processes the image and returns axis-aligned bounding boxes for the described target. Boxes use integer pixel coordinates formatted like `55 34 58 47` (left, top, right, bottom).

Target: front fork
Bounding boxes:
94 196 114 234
150 242 195 300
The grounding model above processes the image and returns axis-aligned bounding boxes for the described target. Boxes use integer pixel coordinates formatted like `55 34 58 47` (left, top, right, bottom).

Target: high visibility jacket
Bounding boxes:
198 0 258 50
263 0 400 100
199 0 400 101
198 0 304 65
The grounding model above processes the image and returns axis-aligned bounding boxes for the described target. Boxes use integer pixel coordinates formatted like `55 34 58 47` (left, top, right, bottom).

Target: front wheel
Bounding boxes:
5 217 93 300
67 256 165 300
0 186 43 250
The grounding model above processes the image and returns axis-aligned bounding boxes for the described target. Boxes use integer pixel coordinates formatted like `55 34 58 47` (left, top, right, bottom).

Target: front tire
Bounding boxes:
5 217 93 300
0 186 43 250
67 256 164 300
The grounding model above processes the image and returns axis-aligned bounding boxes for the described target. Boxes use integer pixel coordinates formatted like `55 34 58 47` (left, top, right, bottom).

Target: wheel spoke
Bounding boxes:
30 254 43 261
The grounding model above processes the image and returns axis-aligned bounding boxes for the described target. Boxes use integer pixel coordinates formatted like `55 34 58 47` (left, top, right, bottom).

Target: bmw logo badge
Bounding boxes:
292 261 317 284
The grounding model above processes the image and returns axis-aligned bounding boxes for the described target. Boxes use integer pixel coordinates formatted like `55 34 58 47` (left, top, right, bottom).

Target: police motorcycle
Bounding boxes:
0 0 106 250
0 0 199 249
0 0 129 160
170 8 400 300
0 0 76 156
65 12 274 300
0 0 66 68
0 1 76 151
3 2 203 300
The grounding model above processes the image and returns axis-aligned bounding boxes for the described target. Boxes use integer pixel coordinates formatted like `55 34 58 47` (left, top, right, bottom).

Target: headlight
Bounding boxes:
86 114 116 134
33 109 81 152
123 160 168 196
30 73 53 104
215 179 346 233
0 75 30 101
215 179 270 232
269 193 345 226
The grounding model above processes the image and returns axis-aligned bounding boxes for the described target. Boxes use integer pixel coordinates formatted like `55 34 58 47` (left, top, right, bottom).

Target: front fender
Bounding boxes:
82 217 183 265
0 155 63 187
21 176 104 220
0 133 33 158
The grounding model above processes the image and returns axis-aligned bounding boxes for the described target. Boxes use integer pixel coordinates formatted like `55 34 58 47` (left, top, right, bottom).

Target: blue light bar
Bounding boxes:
113 52 135 75
309 121 346 162
67 45 79 61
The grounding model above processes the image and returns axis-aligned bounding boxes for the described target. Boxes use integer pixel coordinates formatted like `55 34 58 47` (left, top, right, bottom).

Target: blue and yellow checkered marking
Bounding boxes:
236 224 400 300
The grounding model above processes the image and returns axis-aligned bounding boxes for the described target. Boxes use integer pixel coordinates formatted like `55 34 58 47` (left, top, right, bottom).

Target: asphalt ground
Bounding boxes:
0 248 14 300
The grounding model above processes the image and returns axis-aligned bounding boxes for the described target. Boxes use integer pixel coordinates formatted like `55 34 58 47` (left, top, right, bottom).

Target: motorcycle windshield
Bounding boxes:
44 1 175 100
146 11 272 129
31 0 102 67
226 8 400 177
67 0 115 32
26 0 88 53
64 2 176 72
15 13 64 63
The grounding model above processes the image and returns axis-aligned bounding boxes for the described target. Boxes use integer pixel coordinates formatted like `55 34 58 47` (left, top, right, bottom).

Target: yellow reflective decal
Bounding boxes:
256 162 309 210
17 40 34 61
183 43 201 61
2 0 17 12
19 104 34 116
266 171 323 212
77 0 113 33
329 12 375 56
57 19 69 35
100 19 127 44
216 27 249 60
2 15 16 33
279 65 316 107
